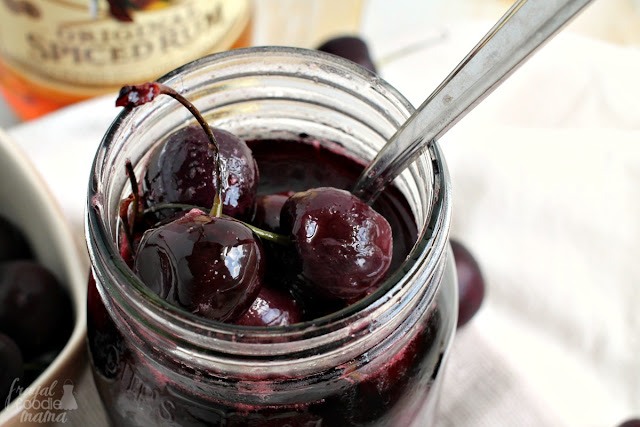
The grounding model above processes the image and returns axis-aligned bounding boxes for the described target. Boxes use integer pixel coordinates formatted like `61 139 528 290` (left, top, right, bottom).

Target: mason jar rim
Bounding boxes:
85 46 451 363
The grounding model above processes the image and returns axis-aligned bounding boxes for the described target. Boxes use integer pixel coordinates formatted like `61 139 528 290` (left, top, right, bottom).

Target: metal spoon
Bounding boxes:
351 0 595 203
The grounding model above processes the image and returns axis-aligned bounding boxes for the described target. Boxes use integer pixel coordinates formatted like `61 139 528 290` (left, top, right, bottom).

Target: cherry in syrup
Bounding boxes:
118 83 266 323
281 187 393 301
143 124 258 222
134 209 264 322
235 285 302 327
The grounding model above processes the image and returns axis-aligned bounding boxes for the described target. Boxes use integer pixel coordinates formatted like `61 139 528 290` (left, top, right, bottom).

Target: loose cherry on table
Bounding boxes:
450 239 485 328
317 36 377 74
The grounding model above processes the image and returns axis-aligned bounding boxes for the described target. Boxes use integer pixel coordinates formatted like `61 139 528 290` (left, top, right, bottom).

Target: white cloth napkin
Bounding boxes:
372 21 640 426
6 21 640 427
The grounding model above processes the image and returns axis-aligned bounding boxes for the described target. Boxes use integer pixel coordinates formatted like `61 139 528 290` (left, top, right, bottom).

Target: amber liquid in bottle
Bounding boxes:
0 0 252 120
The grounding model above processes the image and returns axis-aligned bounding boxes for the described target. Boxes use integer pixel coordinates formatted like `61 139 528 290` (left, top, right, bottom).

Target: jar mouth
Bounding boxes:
86 46 451 355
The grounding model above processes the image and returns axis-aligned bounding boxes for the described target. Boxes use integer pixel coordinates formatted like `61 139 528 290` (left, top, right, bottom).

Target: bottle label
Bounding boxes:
0 0 249 92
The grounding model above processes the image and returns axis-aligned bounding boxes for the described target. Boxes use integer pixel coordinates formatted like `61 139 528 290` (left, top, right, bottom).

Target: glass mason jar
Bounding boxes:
85 46 457 427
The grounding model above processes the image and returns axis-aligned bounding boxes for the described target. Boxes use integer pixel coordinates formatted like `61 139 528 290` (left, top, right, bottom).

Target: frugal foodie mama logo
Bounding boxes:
5 378 77 423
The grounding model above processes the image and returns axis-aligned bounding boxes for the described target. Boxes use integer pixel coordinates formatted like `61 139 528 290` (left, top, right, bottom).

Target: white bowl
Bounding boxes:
0 128 87 426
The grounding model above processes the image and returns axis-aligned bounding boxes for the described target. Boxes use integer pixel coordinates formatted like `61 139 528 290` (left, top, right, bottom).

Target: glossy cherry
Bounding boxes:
281 187 393 301
135 209 264 322
317 36 377 73
450 239 485 327
143 124 258 221
0 215 33 262
0 260 73 359
117 82 258 223
235 285 302 327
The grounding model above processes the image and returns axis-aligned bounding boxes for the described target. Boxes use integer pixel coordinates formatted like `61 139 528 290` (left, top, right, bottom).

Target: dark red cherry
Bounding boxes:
252 191 295 233
317 36 377 73
0 332 23 405
0 260 74 359
450 239 485 327
134 209 264 322
618 419 640 427
235 285 302 327
281 187 393 301
143 124 259 221
0 215 33 262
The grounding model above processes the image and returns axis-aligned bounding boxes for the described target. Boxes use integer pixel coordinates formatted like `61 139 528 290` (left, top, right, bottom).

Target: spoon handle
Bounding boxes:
352 0 594 203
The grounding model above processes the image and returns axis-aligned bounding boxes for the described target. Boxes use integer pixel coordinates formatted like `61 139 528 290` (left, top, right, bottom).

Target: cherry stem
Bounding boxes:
145 203 292 246
117 159 140 260
116 82 224 217
124 159 140 233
